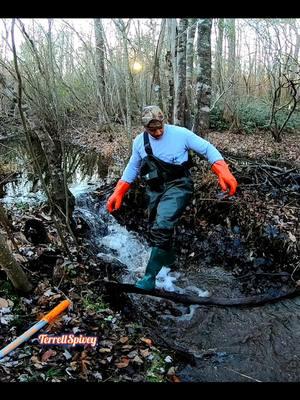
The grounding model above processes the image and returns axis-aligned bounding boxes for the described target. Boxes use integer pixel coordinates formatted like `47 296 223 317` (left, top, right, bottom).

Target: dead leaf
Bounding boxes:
115 356 130 368
6 239 14 252
119 336 128 344
70 361 78 371
30 356 43 369
7 299 14 307
40 212 52 221
168 374 181 383
14 232 30 244
132 355 143 364
47 234 61 245
0 298 9 308
140 337 153 347
140 349 150 358
80 351 91 377
80 359 91 376
121 345 133 351
41 349 57 362
288 232 296 242
99 348 111 353
127 350 138 358
13 253 28 263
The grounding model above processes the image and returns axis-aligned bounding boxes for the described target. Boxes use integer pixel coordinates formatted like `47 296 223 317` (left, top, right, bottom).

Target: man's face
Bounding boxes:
145 121 164 139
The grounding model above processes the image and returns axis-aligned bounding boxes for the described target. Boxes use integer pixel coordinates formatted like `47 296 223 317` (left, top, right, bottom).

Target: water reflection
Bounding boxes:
0 138 109 204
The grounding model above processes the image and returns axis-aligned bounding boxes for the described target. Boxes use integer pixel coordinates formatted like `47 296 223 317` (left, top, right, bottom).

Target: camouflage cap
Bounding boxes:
141 105 164 127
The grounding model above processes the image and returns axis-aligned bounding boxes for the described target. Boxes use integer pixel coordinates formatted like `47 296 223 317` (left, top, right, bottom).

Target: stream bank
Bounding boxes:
1 134 300 382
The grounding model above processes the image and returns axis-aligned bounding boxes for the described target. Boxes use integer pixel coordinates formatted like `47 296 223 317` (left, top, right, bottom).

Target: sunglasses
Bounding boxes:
146 126 163 133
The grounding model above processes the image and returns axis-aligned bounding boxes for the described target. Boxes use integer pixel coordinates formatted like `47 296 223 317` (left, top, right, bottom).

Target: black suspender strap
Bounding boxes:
143 131 153 156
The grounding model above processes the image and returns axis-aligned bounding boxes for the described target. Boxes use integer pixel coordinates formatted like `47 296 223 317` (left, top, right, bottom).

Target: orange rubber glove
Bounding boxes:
211 160 238 196
106 180 131 213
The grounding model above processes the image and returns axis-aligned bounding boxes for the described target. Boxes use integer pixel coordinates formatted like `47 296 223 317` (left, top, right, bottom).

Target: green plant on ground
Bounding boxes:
146 350 168 382
210 97 300 134
83 293 109 313
44 367 65 380
15 201 30 211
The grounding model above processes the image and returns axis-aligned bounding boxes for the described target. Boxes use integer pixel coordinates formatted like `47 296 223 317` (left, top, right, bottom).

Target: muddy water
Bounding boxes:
74 193 300 382
136 267 300 382
2 139 300 382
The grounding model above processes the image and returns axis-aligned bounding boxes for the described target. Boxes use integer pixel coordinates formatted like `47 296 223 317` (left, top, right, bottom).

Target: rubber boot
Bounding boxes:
135 247 175 291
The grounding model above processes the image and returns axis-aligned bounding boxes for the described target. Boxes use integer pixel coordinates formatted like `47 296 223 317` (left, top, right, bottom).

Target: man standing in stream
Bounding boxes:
106 105 238 290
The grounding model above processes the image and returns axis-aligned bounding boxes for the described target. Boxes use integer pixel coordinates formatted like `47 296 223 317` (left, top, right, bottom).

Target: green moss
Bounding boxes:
146 350 167 383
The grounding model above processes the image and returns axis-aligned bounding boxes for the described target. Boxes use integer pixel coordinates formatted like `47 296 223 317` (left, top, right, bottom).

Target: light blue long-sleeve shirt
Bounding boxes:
121 124 223 183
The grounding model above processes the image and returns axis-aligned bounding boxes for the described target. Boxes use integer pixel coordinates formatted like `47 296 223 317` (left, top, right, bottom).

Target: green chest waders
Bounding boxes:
135 132 194 290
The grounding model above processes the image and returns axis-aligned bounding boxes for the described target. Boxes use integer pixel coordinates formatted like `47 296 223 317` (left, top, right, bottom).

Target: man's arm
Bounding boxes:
107 139 142 213
120 139 142 183
185 129 237 196
185 129 223 164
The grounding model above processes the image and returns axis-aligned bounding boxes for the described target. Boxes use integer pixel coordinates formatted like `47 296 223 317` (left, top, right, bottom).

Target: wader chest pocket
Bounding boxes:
144 169 159 182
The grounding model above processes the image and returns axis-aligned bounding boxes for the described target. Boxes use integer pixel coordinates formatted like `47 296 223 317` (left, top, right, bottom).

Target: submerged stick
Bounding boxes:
0 300 71 359
103 280 300 307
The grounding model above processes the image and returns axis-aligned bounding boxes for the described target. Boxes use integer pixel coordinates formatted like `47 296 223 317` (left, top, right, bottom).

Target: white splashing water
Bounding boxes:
96 220 150 282
3 167 209 313
69 182 99 198
95 211 210 297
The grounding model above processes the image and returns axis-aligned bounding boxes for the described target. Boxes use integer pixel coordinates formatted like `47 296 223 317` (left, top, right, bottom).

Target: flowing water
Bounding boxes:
1 139 300 382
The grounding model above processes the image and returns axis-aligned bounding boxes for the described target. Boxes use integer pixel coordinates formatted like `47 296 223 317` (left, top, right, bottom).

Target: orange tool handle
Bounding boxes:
41 300 71 323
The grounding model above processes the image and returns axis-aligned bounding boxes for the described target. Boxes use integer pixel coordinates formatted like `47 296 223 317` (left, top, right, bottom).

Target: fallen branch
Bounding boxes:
223 152 300 169
103 280 300 307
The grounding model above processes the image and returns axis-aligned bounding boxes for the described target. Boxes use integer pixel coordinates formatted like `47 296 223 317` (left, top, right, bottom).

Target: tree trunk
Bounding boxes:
165 19 177 123
150 19 166 111
223 18 238 128
174 18 188 126
192 18 212 135
291 23 300 82
165 50 174 123
185 18 197 129
0 233 32 293
94 18 106 125
215 18 224 93
114 19 132 144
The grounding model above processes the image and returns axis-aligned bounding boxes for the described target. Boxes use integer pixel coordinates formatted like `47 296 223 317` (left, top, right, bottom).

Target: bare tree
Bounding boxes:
215 18 224 93
114 19 133 143
192 19 213 135
11 19 76 257
150 19 166 111
268 72 300 142
0 233 32 292
94 18 107 125
165 19 177 123
185 18 197 129
223 18 238 129
174 18 188 126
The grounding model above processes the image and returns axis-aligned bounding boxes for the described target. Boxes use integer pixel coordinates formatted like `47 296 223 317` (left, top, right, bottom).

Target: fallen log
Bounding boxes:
103 280 300 307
